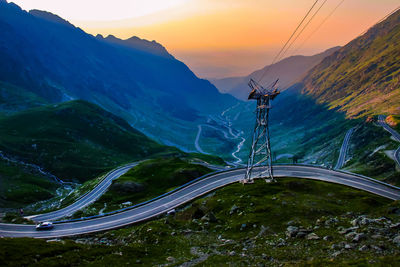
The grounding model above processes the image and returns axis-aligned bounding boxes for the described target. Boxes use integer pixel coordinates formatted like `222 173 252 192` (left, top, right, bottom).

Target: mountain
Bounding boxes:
301 9 400 118
211 47 340 100
0 1 236 152
0 100 175 183
99 34 173 59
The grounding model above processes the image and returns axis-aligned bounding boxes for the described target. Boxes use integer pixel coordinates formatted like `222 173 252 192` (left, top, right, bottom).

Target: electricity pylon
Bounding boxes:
243 78 280 183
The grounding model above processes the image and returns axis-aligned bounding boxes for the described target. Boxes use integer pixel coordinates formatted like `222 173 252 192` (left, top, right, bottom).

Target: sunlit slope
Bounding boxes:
302 9 400 118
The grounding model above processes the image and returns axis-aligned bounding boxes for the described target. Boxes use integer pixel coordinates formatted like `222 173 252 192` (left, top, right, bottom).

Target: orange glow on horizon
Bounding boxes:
11 0 400 78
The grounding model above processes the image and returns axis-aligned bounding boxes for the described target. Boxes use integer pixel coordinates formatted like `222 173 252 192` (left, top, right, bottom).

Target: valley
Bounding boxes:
0 1 400 265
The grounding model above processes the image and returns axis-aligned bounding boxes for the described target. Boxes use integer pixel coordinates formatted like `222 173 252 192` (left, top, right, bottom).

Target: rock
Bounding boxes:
344 244 353 250
323 235 333 241
352 233 366 243
296 231 307 238
230 205 239 215
339 226 358 235
171 232 176 236
351 216 371 226
390 223 400 229
325 217 338 226
240 224 247 231
276 238 287 247
286 226 299 238
166 256 175 262
201 212 217 223
392 235 400 246
257 225 269 237
345 232 357 240
306 233 320 240
371 234 383 239
331 251 341 258
359 245 369 251
228 251 236 256
371 245 382 251
331 244 340 250
286 220 297 226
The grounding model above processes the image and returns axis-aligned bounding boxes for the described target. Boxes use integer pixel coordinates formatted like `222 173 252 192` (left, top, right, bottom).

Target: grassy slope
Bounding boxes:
0 158 59 209
302 10 400 118
0 81 48 114
1 178 399 266
0 100 174 183
71 157 212 217
344 121 400 185
269 86 359 166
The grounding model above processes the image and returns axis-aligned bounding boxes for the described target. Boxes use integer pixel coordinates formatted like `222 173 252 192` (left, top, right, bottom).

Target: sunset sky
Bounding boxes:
11 0 400 78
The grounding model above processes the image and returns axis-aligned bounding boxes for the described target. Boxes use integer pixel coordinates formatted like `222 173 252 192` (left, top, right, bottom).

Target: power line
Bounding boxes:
279 0 329 61
293 0 345 54
265 0 329 81
257 0 320 84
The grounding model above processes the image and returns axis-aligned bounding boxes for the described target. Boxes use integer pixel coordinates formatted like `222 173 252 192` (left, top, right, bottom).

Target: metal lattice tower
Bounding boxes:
243 78 280 183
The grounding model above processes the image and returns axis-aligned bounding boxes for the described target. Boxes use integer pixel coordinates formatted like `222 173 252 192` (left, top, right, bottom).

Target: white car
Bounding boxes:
35 221 54 230
166 209 176 215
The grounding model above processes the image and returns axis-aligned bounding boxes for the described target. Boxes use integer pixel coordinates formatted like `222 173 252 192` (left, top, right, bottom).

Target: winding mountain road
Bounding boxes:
335 127 355 169
26 163 137 222
1 165 399 238
378 115 400 167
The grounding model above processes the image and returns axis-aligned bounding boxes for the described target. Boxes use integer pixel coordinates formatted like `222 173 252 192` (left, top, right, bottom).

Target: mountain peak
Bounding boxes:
103 34 172 58
29 9 74 28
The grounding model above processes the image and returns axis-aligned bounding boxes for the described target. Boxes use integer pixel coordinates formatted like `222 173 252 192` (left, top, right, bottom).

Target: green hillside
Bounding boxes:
302 10 400 118
71 157 213 217
1 177 399 265
0 81 48 113
0 100 175 183
0 158 59 209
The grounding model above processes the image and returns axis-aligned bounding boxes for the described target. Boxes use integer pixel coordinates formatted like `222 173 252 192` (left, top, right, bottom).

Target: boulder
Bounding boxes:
393 235 400 246
286 226 299 238
230 205 239 215
306 233 320 240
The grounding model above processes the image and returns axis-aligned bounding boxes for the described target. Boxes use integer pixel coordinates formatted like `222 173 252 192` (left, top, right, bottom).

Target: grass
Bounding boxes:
71 157 213 217
0 158 58 210
0 100 218 209
0 81 48 114
302 10 400 118
344 121 400 185
0 100 175 184
1 178 399 266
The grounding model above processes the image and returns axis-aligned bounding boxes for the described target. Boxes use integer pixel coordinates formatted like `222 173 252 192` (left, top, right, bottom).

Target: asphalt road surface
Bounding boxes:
378 115 400 167
335 127 354 169
27 163 137 222
1 165 399 238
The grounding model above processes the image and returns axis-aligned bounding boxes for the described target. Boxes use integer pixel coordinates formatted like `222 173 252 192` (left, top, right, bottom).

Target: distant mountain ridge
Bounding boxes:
211 47 340 100
301 9 400 118
99 34 173 58
0 1 236 151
